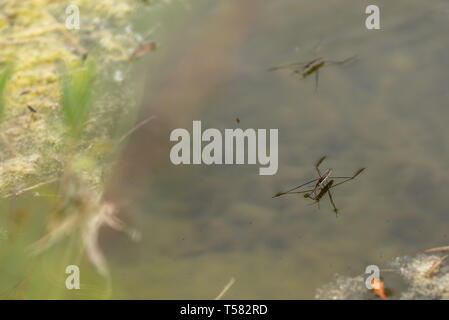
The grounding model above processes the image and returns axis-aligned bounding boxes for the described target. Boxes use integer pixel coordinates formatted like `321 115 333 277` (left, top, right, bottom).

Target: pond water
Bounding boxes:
104 0 449 299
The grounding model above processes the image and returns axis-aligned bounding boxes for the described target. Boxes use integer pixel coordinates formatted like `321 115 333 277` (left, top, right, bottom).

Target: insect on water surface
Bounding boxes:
268 55 356 91
273 156 365 216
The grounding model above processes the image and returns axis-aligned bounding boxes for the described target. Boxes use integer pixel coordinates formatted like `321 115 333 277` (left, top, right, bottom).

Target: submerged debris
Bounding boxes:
425 255 448 279
316 253 449 300
315 275 367 300
391 254 449 299
28 177 141 277
129 41 157 60
371 278 388 300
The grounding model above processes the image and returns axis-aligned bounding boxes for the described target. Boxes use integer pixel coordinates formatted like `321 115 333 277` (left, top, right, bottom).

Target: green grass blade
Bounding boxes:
0 63 14 121
58 60 97 139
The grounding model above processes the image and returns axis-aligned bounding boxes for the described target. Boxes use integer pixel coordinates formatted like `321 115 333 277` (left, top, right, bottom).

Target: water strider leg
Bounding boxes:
327 189 339 217
272 179 318 198
330 168 365 189
267 62 306 72
273 157 327 197
326 55 358 66
315 156 326 177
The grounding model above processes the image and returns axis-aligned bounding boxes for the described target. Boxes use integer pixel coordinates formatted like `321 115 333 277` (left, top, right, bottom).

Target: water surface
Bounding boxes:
108 0 449 299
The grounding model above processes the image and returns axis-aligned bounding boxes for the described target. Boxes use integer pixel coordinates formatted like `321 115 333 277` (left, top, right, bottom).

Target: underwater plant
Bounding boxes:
0 63 13 122
58 60 97 140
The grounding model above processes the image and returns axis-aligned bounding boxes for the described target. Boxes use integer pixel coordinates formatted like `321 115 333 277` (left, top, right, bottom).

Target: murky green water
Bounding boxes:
98 0 449 299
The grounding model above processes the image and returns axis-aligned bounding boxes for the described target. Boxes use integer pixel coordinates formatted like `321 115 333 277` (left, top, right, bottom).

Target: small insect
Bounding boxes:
268 55 356 91
309 167 332 198
273 156 365 216
27 105 37 124
130 41 157 61
27 105 37 113
81 52 88 61
236 117 240 124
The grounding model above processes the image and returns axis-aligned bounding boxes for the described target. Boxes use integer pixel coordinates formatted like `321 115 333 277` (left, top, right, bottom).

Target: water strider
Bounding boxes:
268 55 357 91
273 156 365 216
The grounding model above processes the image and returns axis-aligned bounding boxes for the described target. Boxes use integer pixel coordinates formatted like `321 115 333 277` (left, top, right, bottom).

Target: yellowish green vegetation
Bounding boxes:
0 63 14 121
0 0 166 298
59 59 97 139
0 0 146 196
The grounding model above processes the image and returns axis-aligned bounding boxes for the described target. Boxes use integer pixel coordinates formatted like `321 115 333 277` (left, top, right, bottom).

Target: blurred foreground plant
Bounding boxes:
0 0 175 299
0 63 13 122
59 60 97 140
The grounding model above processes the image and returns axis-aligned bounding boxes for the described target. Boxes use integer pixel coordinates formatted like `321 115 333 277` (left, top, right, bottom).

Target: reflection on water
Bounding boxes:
107 0 449 298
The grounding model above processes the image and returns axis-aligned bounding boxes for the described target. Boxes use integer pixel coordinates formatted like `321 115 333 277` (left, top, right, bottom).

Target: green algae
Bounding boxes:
0 0 173 298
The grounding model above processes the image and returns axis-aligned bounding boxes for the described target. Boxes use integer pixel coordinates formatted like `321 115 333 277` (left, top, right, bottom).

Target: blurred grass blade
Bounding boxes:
58 60 97 139
0 63 14 121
